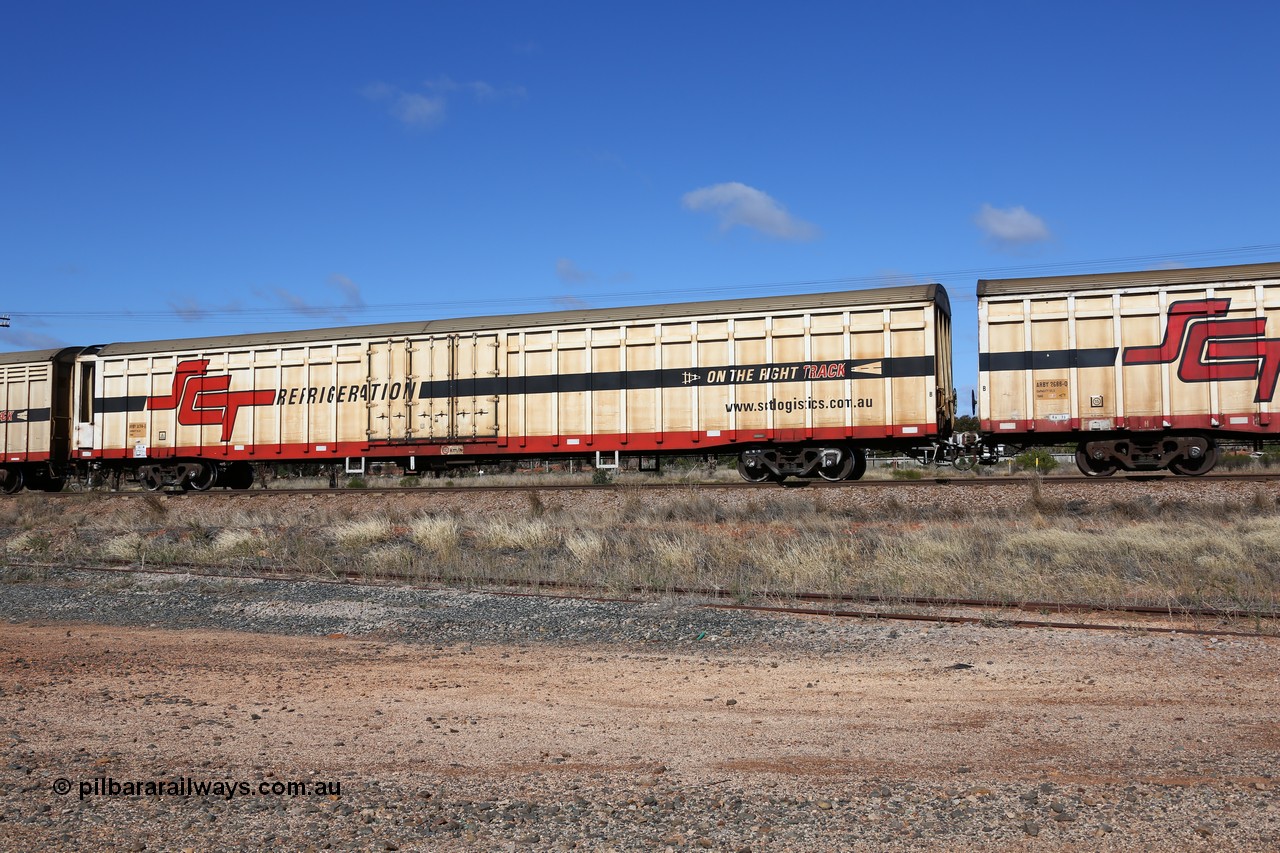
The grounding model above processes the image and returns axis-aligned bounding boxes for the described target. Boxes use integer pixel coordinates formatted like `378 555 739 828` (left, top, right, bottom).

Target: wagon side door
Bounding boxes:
452 333 499 440
366 338 415 442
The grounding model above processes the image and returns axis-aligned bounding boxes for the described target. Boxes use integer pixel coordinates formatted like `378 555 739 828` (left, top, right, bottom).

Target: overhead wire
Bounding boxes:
3 242 1279 326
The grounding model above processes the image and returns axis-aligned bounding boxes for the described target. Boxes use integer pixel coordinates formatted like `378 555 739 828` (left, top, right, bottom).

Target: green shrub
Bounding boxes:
891 468 923 480
346 477 368 489
1014 448 1059 473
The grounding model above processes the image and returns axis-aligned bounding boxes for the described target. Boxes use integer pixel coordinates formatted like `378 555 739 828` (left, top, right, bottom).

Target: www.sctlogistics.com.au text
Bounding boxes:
56 777 342 801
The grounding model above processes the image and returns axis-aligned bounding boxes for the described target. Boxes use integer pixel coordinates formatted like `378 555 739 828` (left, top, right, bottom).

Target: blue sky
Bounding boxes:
3 2 1279 407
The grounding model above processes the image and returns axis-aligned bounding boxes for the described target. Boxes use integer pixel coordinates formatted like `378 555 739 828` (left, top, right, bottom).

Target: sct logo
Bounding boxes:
1122 299 1280 403
146 360 276 441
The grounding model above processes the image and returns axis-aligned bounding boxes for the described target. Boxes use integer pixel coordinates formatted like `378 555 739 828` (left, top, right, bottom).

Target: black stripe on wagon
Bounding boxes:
0 407 52 423
419 356 937 399
979 348 1118 373
93 396 149 414
87 355 940 411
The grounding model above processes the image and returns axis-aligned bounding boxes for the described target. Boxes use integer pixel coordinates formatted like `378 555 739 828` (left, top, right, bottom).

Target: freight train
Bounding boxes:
2 261 1279 492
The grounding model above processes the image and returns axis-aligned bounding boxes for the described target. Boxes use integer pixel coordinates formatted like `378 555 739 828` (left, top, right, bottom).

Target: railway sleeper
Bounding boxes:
1076 435 1217 477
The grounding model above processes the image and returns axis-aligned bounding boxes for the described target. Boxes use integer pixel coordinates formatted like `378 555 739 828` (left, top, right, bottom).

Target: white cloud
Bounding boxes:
0 329 65 350
270 287 329 318
170 298 208 320
423 76 518 101
169 296 243 321
392 93 446 127
328 274 366 308
362 81 446 128
975 203 1051 246
682 182 819 241
360 82 395 101
262 275 366 322
364 78 522 129
555 258 594 285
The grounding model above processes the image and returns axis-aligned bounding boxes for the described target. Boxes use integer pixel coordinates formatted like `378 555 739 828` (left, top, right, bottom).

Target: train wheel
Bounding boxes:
737 455 776 484
816 447 855 482
187 463 217 492
846 448 867 481
138 470 163 491
1169 444 1218 476
223 462 254 490
1075 447 1118 478
0 468 24 495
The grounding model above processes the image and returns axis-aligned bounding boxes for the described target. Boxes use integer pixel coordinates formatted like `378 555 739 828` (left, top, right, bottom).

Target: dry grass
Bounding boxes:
332 516 394 547
4 530 53 557
209 528 267 558
563 531 607 570
474 518 560 551
409 515 462 559
3 487 1280 617
102 533 148 563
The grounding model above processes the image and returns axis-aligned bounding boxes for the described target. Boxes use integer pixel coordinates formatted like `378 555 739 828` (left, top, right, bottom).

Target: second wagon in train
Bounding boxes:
978 261 1280 476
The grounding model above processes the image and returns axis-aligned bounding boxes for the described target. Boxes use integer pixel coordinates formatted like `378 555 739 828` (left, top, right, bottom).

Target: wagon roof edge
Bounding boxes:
87 284 948 356
976 261 1280 298
0 346 83 366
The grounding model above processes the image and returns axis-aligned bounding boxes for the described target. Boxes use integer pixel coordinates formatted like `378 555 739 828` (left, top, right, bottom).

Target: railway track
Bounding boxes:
25 469 1280 498
15 561 1277 639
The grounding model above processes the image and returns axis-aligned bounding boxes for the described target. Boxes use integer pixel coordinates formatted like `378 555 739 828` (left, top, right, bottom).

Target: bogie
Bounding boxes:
737 445 868 483
1075 437 1217 477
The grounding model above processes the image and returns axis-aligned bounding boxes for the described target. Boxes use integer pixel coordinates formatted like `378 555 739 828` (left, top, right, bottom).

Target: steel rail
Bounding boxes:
701 602 1269 638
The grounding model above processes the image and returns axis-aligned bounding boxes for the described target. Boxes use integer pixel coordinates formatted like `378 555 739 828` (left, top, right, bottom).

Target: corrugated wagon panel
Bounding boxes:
335 356 366 447
625 341 658 437
558 345 588 437
592 340 622 437
809 328 848 430
1074 312 1116 422
305 350 336 454
696 336 731 432
253 362 280 452
2 363 51 458
659 338 694 435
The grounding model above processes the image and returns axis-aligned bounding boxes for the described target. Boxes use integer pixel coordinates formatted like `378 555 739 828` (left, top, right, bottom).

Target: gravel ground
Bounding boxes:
0 570 820 649
0 568 1277 851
